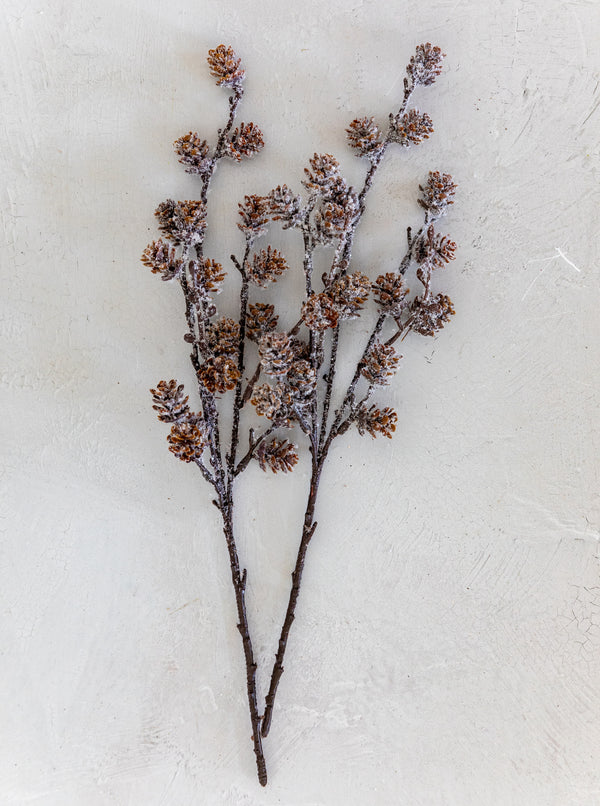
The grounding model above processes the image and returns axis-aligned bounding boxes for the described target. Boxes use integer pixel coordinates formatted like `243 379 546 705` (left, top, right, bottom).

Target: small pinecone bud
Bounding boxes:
167 416 208 462
174 132 211 176
418 171 457 217
329 272 371 320
150 380 190 423
415 224 457 268
372 273 410 316
314 201 351 242
285 359 316 404
356 405 398 439
248 246 289 287
267 185 303 228
346 117 385 160
251 383 290 420
410 294 455 336
302 292 339 331
259 332 295 377
256 439 299 474
390 109 434 146
361 342 401 386
246 303 278 342
190 257 226 299
303 153 341 195
206 317 240 358
407 43 445 87
141 240 184 281
207 44 245 88
198 355 240 394
155 199 207 245
238 195 269 239
227 122 264 161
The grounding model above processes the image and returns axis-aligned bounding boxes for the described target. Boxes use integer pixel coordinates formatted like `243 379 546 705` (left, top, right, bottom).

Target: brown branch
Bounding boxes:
261 461 321 737
220 500 267 785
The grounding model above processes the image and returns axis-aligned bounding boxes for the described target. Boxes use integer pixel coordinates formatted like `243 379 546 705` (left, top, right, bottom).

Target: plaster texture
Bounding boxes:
2 0 600 803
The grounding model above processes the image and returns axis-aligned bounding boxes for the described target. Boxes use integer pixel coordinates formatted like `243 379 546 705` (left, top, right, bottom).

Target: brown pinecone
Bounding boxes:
329 272 371 319
248 246 289 287
227 122 264 161
284 359 316 404
301 293 339 331
256 439 299 473
150 380 190 423
356 404 398 439
207 44 245 88
246 303 278 342
372 273 409 316
267 185 303 228
418 172 457 217
198 356 240 393
407 43 445 87
415 224 457 269
251 383 291 420
361 342 401 386
167 417 208 462
141 240 184 282
155 199 207 245
346 117 385 160
207 317 240 358
173 132 211 176
190 257 226 299
259 332 295 377
302 153 341 195
390 109 434 146
238 195 269 239
410 294 455 336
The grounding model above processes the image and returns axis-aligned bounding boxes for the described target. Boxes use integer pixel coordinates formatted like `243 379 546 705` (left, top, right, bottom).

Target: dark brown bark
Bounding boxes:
220 501 268 785
261 459 321 737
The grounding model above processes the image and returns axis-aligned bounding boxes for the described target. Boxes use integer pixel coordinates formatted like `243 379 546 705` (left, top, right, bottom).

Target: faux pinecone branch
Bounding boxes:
141 42 458 786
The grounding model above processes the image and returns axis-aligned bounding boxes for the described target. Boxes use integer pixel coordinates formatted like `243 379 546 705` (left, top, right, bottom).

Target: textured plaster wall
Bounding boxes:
2 0 600 803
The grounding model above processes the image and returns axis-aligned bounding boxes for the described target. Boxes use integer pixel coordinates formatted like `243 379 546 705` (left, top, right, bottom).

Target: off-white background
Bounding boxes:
2 0 600 803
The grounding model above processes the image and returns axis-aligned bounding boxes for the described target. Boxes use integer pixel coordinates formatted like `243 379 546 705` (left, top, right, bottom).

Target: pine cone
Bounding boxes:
155 199 207 246
361 342 401 386
329 272 371 320
248 246 289 287
410 294 455 336
207 44 245 88
407 43 445 87
259 332 295 377
284 359 316 404
207 317 240 358
246 303 278 342
150 380 190 423
302 153 341 195
415 224 456 269
227 122 264 161
256 439 299 473
346 117 384 160
174 132 211 176
190 257 226 299
267 185 303 228
167 417 208 462
238 195 269 239
390 109 434 146
251 383 291 420
301 293 339 331
418 172 457 217
141 240 184 281
356 404 398 439
198 356 240 393
372 273 409 316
